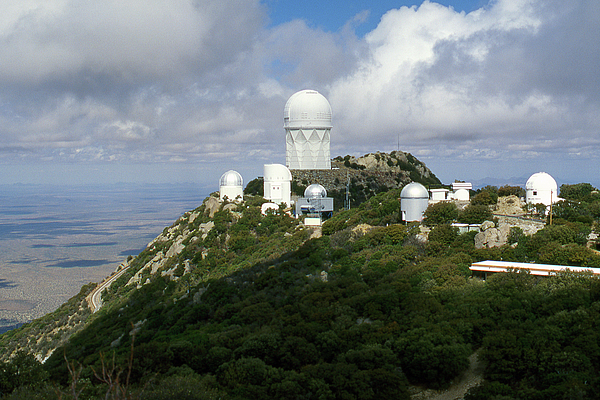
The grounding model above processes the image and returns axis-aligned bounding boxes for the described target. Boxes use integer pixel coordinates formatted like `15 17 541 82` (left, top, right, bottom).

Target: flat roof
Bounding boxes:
470 260 600 276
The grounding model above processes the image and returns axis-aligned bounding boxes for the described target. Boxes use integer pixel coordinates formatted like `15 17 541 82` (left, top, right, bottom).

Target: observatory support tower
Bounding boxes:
284 90 332 170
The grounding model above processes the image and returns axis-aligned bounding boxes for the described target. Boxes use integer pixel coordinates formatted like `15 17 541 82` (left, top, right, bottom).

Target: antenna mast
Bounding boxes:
345 170 350 210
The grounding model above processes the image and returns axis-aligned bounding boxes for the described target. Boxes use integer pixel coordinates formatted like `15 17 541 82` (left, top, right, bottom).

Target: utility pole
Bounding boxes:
549 191 553 225
345 170 350 210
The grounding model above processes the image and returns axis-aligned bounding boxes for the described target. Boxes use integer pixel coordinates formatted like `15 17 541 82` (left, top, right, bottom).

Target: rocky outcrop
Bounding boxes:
290 151 441 209
475 221 510 249
204 196 221 218
495 216 545 236
494 195 526 215
475 195 547 249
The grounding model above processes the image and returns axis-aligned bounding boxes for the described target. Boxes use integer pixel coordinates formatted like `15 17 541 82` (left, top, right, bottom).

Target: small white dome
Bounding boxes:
401 182 429 199
304 184 327 198
454 188 470 201
264 164 292 182
284 90 332 129
219 170 243 187
526 172 557 191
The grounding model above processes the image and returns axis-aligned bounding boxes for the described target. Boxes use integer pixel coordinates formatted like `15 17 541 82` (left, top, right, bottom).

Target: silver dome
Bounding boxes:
219 170 243 187
400 182 428 199
304 183 327 198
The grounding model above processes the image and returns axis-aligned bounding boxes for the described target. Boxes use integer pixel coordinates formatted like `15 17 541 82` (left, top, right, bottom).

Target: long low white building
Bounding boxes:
470 260 600 278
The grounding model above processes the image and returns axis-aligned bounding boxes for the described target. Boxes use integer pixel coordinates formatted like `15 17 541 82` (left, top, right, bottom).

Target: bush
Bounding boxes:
424 202 458 226
472 186 498 205
458 204 493 224
428 224 459 246
498 185 525 198
559 183 597 201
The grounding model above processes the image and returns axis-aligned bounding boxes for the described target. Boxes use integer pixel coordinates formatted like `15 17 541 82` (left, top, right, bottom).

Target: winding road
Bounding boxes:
86 263 130 313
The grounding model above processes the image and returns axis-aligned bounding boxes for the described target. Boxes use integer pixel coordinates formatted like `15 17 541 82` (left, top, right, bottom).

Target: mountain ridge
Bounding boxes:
1 153 599 399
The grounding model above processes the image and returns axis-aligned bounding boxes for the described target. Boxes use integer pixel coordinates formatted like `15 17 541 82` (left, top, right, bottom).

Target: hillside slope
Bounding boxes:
2 168 600 399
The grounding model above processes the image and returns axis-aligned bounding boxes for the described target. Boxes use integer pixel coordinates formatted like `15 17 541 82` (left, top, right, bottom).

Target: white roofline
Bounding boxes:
470 260 600 276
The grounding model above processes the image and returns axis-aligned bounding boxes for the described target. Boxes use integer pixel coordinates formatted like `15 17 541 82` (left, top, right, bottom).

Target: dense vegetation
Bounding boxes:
1 184 600 399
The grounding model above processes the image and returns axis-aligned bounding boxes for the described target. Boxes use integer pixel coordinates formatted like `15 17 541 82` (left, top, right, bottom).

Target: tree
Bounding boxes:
559 183 597 201
423 202 458 226
508 227 524 244
498 185 525 198
0 352 48 395
471 191 496 206
428 224 459 246
552 200 593 224
472 186 498 205
526 202 548 218
244 178 264 196
458 204 493 224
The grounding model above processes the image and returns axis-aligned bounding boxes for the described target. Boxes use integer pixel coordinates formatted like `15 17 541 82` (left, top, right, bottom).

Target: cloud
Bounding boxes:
328 0 600 172
0 0 265 86
261 19 364 87
0 0 598 186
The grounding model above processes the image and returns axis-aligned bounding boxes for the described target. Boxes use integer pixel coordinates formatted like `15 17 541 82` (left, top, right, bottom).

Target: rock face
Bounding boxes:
290 151 441 209
475 221 511 249
474 196 546 249
495 195 526 215
495 216 545 236
204 197 221 218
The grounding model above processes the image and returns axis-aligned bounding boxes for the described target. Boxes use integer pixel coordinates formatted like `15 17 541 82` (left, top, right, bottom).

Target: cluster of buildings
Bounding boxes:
219 90 333 225
217 90 597 279
400 171 561 223
217 89 563 227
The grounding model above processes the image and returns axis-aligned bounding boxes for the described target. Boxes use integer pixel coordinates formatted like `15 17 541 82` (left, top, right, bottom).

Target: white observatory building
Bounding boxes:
526 172 559 206
284 90 332 170
219 170 244 202
263 164 292 207
295 183 334 225
401 182 429 222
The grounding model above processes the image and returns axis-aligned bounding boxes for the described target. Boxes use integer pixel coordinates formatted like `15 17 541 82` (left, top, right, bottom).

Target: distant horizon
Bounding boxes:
0 183 208 331
0 168 597 192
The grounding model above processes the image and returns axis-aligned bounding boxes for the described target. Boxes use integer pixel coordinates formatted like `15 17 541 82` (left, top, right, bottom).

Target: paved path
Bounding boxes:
86 263 130 313
410 350 485 400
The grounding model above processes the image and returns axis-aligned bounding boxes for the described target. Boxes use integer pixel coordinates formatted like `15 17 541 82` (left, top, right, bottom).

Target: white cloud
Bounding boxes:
0 0 265 85
328 0 600 183
0 0 598 186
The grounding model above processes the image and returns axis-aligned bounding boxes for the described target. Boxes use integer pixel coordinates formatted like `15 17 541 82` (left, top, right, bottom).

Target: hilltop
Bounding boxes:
1 161 600 399
246 151 441 209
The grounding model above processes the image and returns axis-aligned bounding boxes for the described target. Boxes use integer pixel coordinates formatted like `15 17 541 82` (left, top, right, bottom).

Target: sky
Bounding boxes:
0 0 598 189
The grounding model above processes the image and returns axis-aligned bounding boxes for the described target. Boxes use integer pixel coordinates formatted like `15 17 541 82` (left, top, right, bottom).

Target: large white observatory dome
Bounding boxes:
284 90 332 129
526 172 557 192
219 170 244 202
526 172 558 206
285 90 332 170
304 184 327 199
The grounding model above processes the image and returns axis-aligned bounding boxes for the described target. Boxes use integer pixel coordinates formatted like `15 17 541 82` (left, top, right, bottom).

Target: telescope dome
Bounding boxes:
219 170 243 187
526 172 557 192
304 184 327 198
401 182 429 199
526 172 558 206
284 90 332 129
